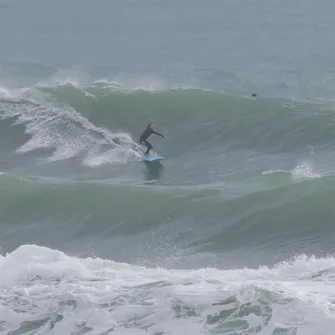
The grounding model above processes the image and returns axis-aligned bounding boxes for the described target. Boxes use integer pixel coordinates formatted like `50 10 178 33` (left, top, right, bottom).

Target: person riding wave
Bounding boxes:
139 123 167 155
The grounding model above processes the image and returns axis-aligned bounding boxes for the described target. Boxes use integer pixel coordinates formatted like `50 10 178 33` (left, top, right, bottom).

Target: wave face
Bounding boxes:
1 65 335 334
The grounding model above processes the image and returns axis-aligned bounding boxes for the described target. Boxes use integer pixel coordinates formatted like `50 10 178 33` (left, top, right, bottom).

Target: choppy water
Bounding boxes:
1 1 335 334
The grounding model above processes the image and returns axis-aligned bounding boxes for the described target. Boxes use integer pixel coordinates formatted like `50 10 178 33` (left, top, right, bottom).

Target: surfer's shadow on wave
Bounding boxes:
142 161 164 184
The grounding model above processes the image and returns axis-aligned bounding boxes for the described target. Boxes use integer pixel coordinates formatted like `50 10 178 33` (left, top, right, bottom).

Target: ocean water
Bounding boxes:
1 0 335 334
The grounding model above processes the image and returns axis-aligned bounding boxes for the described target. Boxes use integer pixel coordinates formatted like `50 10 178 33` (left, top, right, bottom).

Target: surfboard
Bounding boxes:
141 152 164 161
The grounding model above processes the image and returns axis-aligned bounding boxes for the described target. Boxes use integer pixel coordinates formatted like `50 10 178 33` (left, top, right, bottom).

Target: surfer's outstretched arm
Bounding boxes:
153 130 167 139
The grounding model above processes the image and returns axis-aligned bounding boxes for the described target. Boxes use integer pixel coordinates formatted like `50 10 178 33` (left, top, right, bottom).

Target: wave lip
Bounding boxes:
263 162 321 180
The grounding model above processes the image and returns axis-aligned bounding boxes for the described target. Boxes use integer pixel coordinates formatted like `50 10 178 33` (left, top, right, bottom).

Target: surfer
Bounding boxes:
139 123 167 155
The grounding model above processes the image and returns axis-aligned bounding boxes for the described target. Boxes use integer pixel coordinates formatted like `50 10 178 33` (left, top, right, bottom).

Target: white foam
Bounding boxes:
83 146 140 166
1 245 335 334
41 67 88 88
0 86 14 99
0 87 141 166
291 162 320 180
263 163 321 181
262 169 287 176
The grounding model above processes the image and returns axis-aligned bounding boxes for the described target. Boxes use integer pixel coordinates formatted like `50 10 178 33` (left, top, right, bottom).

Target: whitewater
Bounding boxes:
1 245 335 335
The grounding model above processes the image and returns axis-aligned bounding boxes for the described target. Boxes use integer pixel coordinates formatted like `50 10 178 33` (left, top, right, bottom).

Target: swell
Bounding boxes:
40 85 335 152
1 172 335 262
1 83 335 167
45 84 335 154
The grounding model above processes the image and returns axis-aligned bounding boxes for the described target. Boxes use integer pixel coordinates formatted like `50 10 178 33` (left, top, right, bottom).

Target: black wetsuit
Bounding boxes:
139 128 164 154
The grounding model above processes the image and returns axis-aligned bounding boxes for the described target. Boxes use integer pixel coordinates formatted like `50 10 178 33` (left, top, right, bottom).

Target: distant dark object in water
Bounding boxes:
252 93 257 97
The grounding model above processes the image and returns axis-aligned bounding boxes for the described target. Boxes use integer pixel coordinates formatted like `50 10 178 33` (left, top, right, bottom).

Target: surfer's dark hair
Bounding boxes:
147 123 153 128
